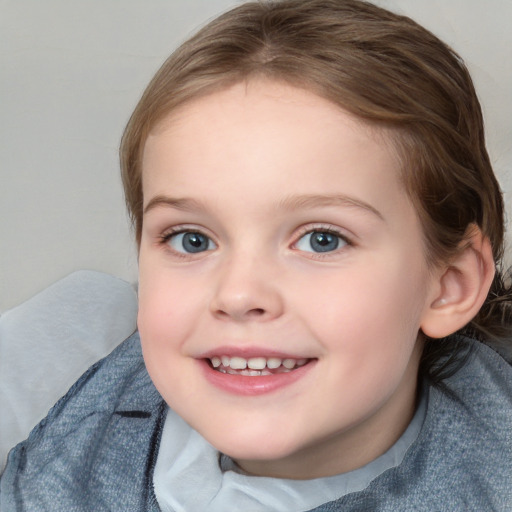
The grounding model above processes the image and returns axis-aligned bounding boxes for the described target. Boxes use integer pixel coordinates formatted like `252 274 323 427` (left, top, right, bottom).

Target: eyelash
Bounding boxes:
159 227 198 243
158 227 215 259
157 223 353 258
293 224 353 256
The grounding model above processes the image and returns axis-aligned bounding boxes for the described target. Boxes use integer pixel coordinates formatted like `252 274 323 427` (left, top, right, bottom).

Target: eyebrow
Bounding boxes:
143 193 384 221
278 194 384 221
143 195 206 215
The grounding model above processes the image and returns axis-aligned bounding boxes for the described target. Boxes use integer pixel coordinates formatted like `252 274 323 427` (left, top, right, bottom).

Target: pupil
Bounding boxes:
311 232 338 252
183 233 208 253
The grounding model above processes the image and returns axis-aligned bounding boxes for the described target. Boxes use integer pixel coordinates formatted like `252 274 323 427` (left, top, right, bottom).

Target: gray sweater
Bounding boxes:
1 333 511 511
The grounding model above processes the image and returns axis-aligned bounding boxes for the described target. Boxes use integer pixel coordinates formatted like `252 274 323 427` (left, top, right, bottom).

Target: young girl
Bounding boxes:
2 0 511 510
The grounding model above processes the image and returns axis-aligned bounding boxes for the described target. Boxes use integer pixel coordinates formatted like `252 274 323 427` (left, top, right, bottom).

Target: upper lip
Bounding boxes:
197 346 314 360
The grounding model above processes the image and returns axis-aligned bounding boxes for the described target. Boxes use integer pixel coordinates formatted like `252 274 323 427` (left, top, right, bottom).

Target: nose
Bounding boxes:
209 252 284 322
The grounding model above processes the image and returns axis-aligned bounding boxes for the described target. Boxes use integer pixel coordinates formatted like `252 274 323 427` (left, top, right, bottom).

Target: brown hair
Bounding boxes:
120 0 511 380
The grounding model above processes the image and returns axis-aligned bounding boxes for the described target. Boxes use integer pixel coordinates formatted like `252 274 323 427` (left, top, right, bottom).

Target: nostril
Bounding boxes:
213 307 267 321
248 308 265 316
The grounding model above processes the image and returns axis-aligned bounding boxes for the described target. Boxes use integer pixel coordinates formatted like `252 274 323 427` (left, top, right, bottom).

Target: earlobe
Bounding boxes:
421 226 495 339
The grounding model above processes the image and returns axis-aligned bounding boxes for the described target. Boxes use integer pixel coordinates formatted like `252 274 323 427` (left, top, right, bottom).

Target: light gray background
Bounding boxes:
1 0 511 311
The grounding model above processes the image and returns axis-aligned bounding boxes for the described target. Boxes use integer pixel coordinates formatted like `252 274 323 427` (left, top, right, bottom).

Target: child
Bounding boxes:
2 0 511 510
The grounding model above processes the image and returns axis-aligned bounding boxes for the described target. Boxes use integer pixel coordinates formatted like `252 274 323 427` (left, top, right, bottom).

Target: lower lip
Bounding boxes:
199 360 315 396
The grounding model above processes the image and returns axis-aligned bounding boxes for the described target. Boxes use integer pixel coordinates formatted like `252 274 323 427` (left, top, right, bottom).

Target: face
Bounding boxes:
138 79 439 479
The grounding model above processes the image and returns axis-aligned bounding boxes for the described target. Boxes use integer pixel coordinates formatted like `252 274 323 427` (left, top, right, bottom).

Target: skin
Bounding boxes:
137 79 443 479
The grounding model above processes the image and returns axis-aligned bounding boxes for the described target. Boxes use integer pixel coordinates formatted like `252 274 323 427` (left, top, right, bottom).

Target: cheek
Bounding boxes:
137 268 201 405
312 264 426 409
138 251 192 331
137 277 172 341
136 258 213 385
137 256 188 358
292 255 428 355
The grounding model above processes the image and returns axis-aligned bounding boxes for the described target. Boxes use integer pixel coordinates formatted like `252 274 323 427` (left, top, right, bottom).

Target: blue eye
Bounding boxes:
167 231 216 253
295 230 346 253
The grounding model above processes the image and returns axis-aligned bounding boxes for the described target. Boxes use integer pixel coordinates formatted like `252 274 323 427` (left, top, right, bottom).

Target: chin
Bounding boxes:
204 425 304 463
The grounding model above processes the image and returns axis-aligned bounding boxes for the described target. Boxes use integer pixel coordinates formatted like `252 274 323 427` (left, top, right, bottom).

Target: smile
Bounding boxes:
200 355 316 396
208 356 309 376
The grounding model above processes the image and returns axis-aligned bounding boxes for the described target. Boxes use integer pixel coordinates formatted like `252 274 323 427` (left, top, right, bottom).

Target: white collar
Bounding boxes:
154 385 427 512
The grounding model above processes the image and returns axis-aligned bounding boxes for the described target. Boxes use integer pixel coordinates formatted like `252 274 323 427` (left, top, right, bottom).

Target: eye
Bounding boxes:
166 231 216 254
295 230 347 253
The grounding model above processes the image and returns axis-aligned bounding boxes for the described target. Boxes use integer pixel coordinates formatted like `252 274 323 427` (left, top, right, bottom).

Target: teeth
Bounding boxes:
266 357 282 369
282 358 296 369
247 357 266 370
229 356 247 370
209 355 308 372
241 369 272 376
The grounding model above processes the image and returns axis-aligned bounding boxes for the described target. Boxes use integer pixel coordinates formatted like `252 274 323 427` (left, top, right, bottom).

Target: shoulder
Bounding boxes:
435 336 512 429
405 338 512 509
433 336 512 454
1 332 165 510
22 331 161 430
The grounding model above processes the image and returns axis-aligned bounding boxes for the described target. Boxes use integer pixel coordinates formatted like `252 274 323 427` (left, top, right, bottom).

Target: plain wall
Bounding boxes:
1 0 511 311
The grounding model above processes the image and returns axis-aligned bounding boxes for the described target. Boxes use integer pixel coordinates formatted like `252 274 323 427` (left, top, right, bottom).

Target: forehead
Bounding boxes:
141 79 408 218
150 79 389 140
144 80 399 166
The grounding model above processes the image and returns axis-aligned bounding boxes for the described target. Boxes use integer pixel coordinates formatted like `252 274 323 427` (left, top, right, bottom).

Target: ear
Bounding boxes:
421 225 495 339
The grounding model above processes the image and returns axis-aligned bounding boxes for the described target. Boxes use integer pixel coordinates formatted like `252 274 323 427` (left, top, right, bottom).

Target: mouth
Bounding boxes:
200 353 316 395
207 355 311 376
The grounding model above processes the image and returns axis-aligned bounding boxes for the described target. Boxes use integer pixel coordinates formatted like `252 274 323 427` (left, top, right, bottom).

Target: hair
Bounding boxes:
120 0 512 382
